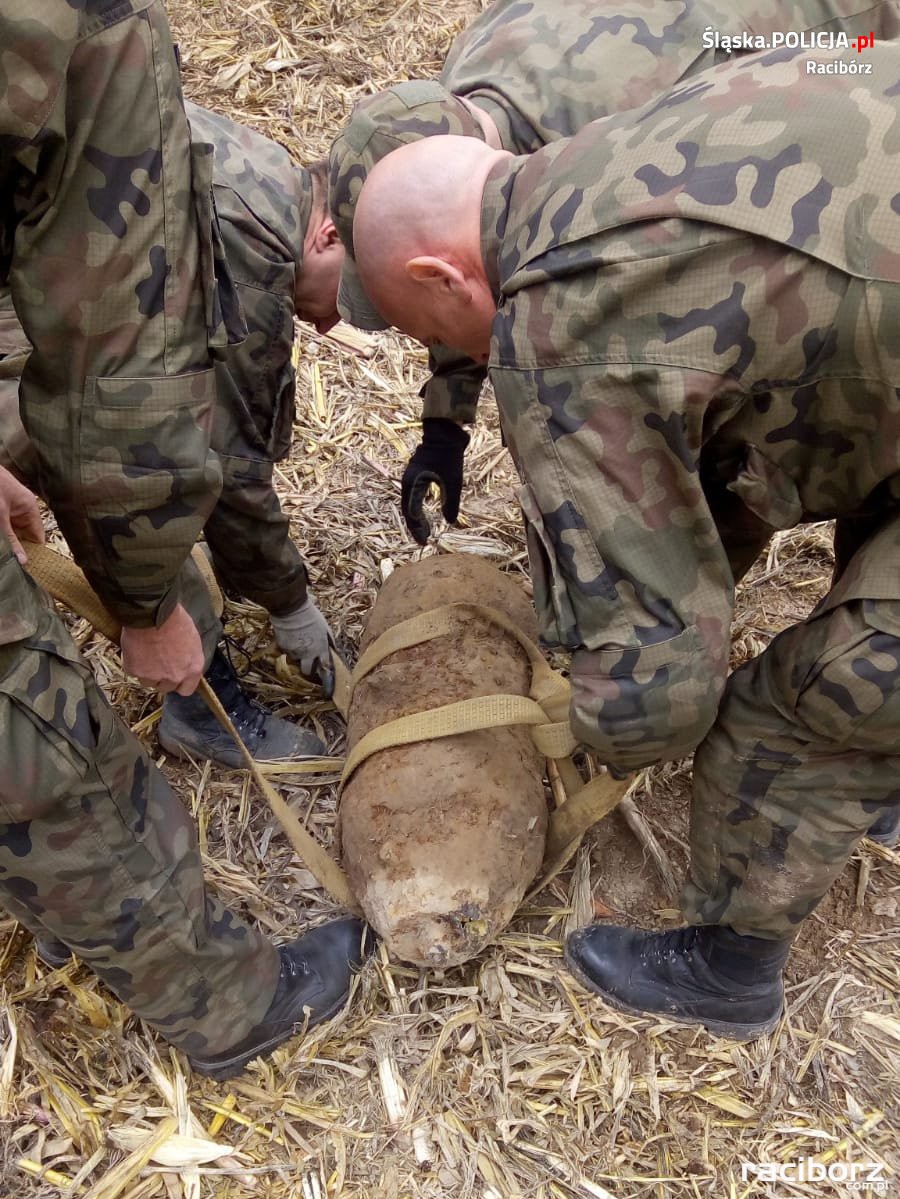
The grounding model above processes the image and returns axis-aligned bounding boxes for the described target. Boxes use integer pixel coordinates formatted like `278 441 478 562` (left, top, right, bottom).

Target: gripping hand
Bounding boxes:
0 465 44 564
400 418 470 545
271 597 337 699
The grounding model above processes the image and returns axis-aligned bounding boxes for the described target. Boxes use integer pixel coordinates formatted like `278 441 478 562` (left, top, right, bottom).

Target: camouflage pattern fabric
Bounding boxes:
684 518 900 939
185 103 314 617
0 554 279 1052
1 96 317 624
329 0 900 422
0 1 279 1052
1 289 221 663
1 0 243 632
0 287 33 485
443 0 899 154
474 43 900 936
330 81 487 333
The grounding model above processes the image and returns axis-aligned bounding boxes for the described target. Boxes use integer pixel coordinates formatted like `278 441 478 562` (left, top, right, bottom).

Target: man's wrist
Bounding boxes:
268 584 311 622
100 579 183 631
153 583 182 628
421 418 470 449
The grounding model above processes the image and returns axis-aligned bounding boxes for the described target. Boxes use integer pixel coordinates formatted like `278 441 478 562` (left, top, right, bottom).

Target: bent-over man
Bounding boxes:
0 0 367 1079
329 0 900 543
347 42 900 1038
1 100 348 768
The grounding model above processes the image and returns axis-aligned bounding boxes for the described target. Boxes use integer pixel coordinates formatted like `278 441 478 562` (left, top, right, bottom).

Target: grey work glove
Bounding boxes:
271 598 337 699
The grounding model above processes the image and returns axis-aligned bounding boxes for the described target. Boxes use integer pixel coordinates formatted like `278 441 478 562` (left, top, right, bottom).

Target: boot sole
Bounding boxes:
563 946 782 1042
187 987 352 1081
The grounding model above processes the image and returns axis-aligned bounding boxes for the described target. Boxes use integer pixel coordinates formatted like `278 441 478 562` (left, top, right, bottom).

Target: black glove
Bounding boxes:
400 418 470 545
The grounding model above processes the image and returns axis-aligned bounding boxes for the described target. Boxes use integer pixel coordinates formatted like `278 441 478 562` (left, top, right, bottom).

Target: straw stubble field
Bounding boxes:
2 1 899 1195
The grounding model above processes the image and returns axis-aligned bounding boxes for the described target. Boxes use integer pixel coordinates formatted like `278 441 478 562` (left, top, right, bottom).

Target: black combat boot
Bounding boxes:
188 917 374 1080
34 937 72 968
159 647 325 768
565 923 792 1040
867 807 900 848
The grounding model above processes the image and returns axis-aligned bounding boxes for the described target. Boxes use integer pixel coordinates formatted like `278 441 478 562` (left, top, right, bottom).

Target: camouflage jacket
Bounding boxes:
184 104 314 616
480 42 900 770
1 0 240 629
424 0 900 424
1 95 315 618
186 103 311 466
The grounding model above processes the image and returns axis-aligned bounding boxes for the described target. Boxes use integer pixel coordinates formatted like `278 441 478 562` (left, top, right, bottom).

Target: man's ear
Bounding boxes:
311 215 340 253
406 256 470 299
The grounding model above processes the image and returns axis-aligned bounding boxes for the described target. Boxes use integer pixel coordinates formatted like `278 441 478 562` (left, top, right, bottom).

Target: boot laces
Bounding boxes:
225 688 270 739
215 640 271 740
645 925 702 969
282 954 312 984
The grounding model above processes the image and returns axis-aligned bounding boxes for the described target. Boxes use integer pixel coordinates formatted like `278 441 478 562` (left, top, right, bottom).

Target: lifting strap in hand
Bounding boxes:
20 541 359 912
23 544 627 903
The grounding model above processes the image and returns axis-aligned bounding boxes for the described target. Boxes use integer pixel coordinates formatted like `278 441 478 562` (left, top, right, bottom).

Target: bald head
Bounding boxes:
353 136 509 361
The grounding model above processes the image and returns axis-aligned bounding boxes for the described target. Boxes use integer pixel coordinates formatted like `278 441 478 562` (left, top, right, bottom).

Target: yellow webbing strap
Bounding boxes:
195 680 358 912
525 771 628 899
545 771 626 858
341 602 575 790
24 541 626 900
190 545 225 621
21 541 359 913
343 691 558 783
23 541 121 644
339 600 630 875
351 602 570 716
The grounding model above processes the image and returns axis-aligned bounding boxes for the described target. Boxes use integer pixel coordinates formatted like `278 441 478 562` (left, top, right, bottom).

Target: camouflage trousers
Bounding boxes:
0 544 279 1053
203 358 309 618
681 516 900 940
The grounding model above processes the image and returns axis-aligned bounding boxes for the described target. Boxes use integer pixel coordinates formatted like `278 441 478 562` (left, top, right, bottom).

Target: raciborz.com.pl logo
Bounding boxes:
741 1159 889 1191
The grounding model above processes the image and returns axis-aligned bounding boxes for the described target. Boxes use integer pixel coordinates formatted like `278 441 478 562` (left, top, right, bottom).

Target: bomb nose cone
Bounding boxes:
388 910 495 968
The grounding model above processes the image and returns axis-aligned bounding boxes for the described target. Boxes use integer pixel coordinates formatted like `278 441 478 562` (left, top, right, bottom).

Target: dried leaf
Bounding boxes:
109 1128 235 1168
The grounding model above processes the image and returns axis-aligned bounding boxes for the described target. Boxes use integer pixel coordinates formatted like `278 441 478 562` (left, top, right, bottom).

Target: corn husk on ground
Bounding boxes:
2 0 898 1195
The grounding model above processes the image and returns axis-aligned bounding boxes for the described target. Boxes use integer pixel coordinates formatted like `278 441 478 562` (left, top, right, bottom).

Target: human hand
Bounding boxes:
400 418 470 545
271 597 337 699
0 465 44 563
120 603 205 695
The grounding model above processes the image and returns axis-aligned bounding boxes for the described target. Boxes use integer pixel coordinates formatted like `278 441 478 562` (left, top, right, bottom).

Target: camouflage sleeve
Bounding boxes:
495 361 736 772
2 1 226 629
203 350 310 617
202 453 309 617
421 345 487 424
745 0 900 40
